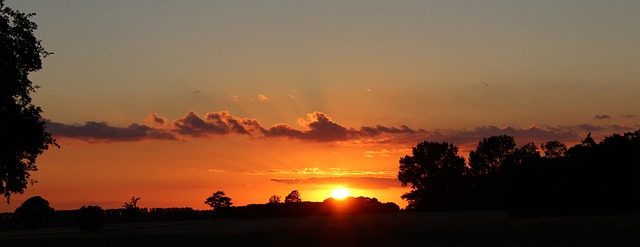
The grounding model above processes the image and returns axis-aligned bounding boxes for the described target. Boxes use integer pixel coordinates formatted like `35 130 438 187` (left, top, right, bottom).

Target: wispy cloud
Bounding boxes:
609 124 636 132
421 125 582 151
257 94 269 102
594 114 610 120
364 148 411 158
207 169 226 173
270 177 402 190
244 167 396 177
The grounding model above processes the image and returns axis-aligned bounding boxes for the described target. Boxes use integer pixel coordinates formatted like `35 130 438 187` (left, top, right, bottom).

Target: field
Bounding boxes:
1 211 638 246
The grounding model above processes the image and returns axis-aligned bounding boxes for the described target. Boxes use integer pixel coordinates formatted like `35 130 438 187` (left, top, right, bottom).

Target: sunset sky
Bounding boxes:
3 0 639 212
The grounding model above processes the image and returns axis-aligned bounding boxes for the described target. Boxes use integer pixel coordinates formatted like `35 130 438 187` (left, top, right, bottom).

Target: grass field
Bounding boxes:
1 211 638 246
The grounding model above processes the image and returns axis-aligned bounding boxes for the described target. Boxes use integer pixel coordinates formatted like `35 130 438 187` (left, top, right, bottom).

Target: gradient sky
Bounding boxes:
3 0 639 212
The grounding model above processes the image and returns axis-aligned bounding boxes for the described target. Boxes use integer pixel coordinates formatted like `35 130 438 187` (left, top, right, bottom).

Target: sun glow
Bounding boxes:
331 186 350 200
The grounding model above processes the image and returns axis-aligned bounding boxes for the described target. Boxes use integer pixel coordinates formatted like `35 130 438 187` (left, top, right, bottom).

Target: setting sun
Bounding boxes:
331 187 350 200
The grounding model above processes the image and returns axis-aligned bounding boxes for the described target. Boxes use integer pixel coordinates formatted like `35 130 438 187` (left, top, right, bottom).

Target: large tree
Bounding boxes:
0 0 58 203
397 141 467 210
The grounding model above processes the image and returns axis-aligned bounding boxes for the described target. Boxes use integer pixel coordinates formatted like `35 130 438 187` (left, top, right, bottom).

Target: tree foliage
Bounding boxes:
397 141 467 210
14 195 54 233
468 135 515 175
123 196 141 226
285 190 301 203
268 195 281 204
0 0 58 203
204 191 232 210
77 205 105 232
510 142 541 166
398 130 640 217
540 140 567 158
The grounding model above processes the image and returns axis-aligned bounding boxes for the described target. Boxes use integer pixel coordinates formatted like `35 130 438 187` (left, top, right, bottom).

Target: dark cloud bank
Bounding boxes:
46 110 636 146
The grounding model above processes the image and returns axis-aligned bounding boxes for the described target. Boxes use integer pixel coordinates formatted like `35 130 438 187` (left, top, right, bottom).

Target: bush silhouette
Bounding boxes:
268 195 281 204
123 196 141 227
14 196 54 233
285 190 302 203
78 205 105 232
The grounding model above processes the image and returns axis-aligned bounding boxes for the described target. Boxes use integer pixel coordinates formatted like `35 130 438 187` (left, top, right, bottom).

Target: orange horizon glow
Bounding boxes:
331 187 350 200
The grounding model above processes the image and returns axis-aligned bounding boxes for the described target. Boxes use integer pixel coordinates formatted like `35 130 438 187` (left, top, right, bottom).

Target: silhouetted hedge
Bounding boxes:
215 197 399 219
77 205 105 231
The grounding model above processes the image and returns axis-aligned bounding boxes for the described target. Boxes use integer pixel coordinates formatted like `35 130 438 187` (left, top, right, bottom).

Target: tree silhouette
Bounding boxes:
285 190 301 203
0 0 58 203
205 191 232 210
205 191 232 221
396 130 639 216
14 196 54 234
541 141 567 158
123 196 141 227
469 135 516 175
268 195 281 204
398 141 467 210
509 142 541 166
581 132 596 147
77 205 105 232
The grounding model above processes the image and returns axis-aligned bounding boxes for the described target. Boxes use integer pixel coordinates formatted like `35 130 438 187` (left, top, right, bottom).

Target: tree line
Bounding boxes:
398 130 640 217
204 190 399 219
0 196 212 233
2 189 400 233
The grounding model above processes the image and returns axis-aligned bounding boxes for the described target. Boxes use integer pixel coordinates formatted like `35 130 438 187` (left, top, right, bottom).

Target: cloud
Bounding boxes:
547 124 606 133
364 148 411 158
265 112 349 142
354 125 421 138
270 177 402 190
620 114 637 118
207 169 226 173
48 110 636 146
171 111 265 137
46 120 176 142
244 167 396 177
419 126 581 151
257 94 269 102
145 113 167 127
594 114 610 120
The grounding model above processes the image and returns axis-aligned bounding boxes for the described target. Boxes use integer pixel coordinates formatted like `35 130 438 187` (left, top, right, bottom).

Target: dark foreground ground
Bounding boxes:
1 211 638 247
